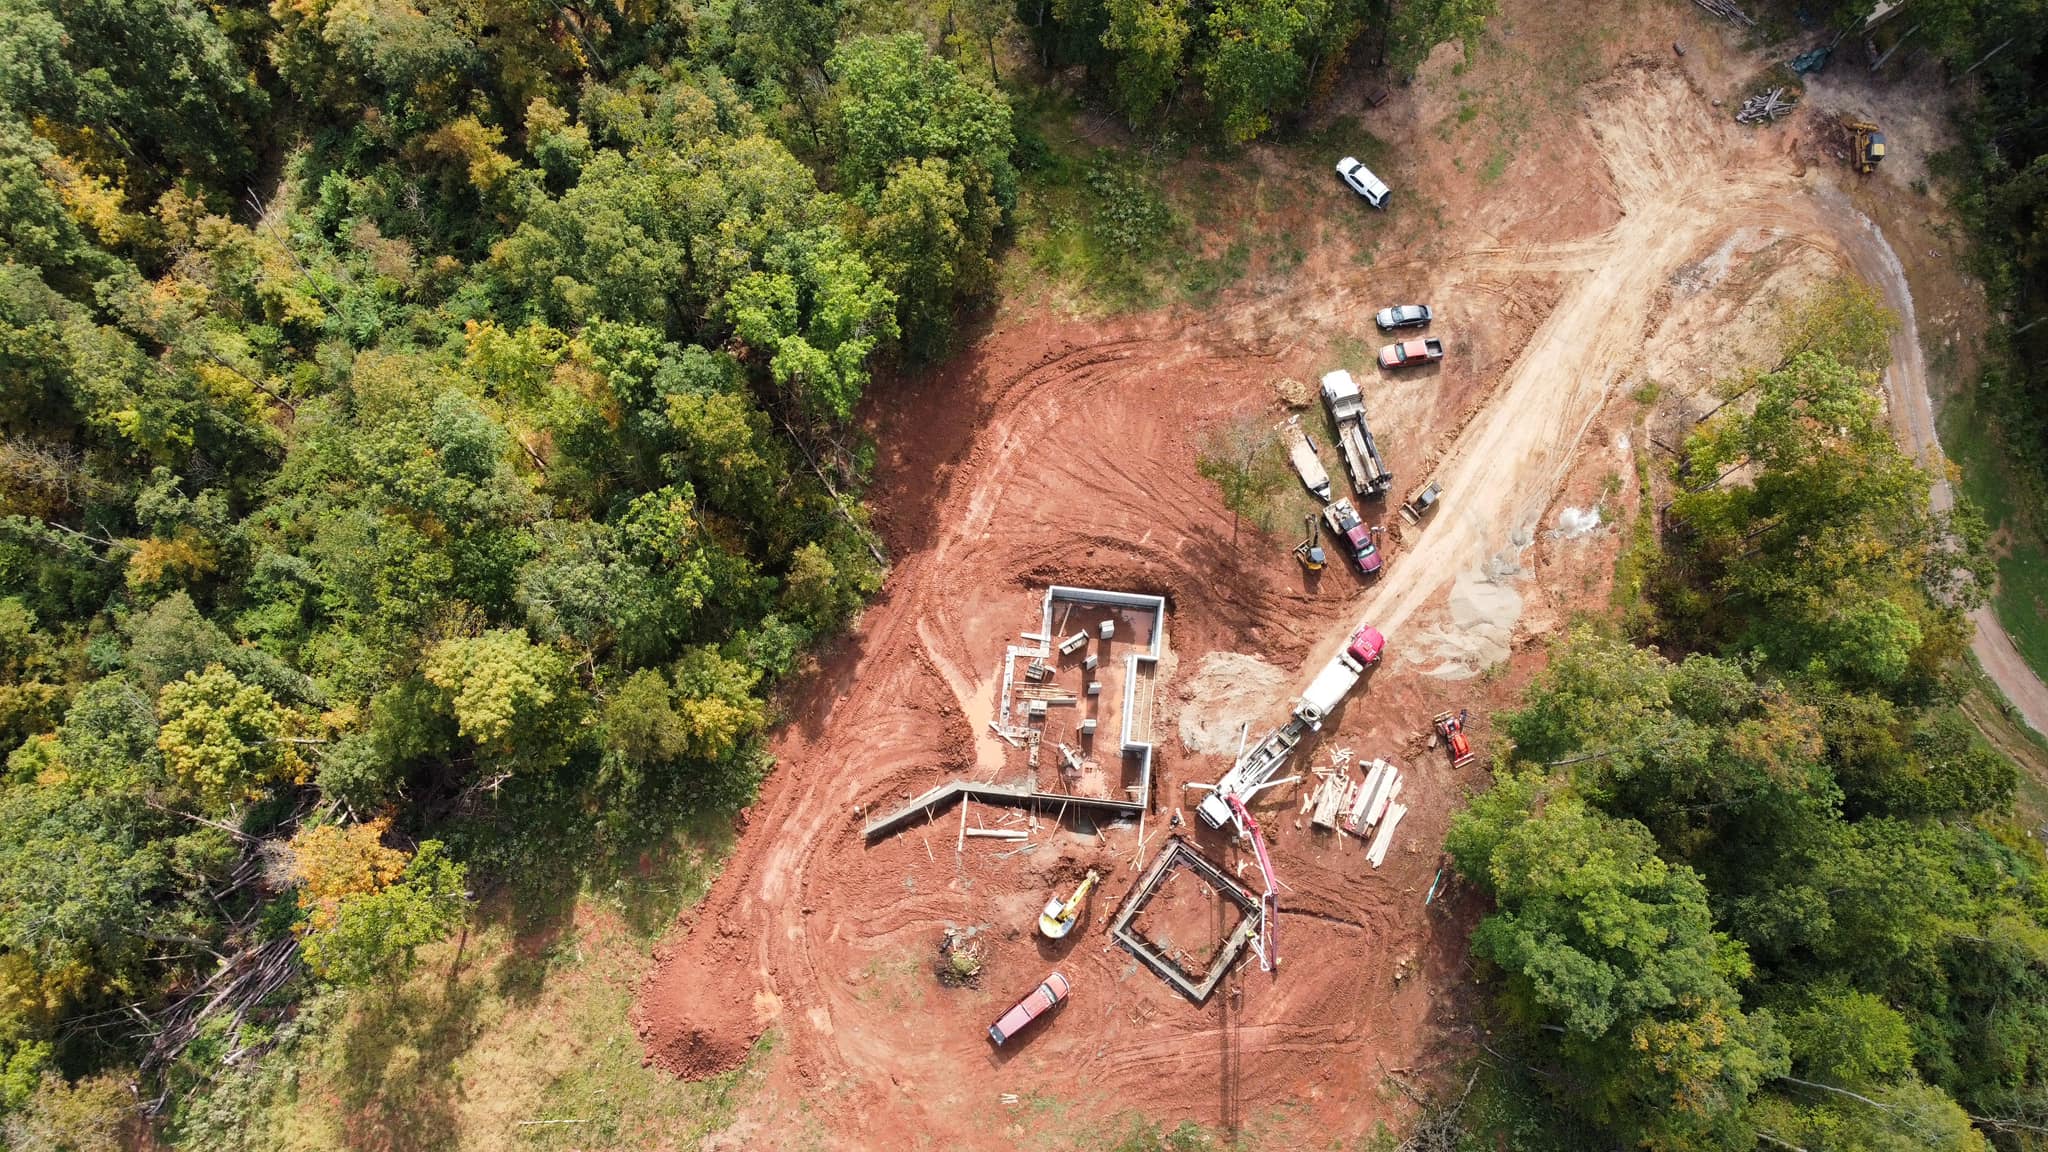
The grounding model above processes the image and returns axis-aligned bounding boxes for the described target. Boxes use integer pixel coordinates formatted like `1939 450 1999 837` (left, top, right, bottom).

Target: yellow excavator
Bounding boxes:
1293 515 1326 571
1850 121 1886 174
1038 870 1100 939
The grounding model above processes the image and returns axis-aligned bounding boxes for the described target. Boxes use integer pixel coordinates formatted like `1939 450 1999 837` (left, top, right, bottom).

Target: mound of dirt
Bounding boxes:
1413 571 1524 680
633 922 765 1079
1177 652 1292 754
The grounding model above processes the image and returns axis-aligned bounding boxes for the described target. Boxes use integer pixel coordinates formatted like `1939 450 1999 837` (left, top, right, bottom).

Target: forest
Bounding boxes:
0 0 2044 1145
0 0 1484 1143
1449 283 2048 1151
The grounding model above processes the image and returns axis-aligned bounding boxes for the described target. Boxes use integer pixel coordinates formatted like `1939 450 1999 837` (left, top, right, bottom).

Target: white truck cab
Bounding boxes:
1336 157 1390 208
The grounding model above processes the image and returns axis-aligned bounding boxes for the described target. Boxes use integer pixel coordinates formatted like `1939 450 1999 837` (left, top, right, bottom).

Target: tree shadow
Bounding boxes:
331 967 486 1152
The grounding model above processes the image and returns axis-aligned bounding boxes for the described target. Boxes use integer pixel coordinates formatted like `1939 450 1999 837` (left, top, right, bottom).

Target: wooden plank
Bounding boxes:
966 829 1027 840
1367 774 1403 829
1367 803 1407 868
1311 771 1351 829
1356 765 1395 832
1347 761 1386 833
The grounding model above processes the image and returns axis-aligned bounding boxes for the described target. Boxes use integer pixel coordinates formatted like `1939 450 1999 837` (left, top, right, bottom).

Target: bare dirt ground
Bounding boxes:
632 3 2035 1147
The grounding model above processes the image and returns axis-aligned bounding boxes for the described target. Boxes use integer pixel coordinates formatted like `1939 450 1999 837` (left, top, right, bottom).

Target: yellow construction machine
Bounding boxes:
1850 120 1886 174
1293 514 1327 571
1038 870 1099 939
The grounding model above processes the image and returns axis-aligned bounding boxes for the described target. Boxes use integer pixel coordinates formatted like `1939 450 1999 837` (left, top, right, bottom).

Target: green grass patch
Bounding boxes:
1448 1059 1603 1152
1955 657 2048 831
1941 382 2048 682
167 818 749 1152
1096 1115 1237 1152
1006 89 1198 311
1611 456 1660 634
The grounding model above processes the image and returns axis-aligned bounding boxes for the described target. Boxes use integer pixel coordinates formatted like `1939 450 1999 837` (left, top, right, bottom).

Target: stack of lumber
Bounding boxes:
1735 87 1797 124
1343 759 1409 868
1306 769 1355 830
1690 0 1754 26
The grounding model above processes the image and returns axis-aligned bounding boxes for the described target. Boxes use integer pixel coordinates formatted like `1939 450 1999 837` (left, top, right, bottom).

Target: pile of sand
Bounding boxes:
1177 652 1291 754
1552 506 1602 538
1411 570 1524 680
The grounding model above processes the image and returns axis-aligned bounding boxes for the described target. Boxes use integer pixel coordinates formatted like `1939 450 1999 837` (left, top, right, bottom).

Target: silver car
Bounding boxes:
1375 304 1432 330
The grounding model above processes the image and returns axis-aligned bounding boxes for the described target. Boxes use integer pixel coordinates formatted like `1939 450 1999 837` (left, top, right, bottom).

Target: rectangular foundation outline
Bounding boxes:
1107 838 1260 1003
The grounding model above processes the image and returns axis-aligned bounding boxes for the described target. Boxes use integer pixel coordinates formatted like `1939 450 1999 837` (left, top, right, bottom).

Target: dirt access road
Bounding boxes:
1823 204 2048 736
633 33 2035 1152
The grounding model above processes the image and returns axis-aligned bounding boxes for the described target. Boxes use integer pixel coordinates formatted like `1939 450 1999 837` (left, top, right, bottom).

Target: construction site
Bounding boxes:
632 0 1993 1145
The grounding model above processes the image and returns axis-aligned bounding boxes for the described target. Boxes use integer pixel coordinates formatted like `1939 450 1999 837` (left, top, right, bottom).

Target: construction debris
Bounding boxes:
1307 770 1356 831
966 829 1028 840
1735 87 1797 124
1690 0 1754 27
1327 758 1408 868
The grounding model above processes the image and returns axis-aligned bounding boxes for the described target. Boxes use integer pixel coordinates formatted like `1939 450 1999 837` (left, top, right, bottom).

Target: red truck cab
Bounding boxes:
989 972 1070 1045
1348 625 1386 666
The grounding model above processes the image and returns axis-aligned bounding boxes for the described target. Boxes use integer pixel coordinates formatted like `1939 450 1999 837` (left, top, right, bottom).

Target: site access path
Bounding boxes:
632 57 2047 1152
1342 62 2048 742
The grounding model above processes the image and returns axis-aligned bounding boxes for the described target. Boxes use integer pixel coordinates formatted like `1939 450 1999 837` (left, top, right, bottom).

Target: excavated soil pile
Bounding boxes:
1178 652 1291 754
643 918 763 1078
630 36 1982 1149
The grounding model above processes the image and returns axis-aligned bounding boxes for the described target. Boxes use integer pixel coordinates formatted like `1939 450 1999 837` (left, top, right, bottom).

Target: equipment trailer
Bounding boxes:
1320 370 1395 498
1281 418 1332 502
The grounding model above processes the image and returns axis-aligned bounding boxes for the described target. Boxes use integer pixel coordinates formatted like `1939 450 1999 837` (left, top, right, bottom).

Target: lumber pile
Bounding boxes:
1735 87 1798 124
1306 770 1355 831
1343 758 1408 868
1690 0 1754 27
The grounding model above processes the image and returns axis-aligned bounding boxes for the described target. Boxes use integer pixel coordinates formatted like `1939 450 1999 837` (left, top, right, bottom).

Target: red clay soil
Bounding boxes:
632 301 1506 1146
631 6 1970 1143
1128 863 1249 983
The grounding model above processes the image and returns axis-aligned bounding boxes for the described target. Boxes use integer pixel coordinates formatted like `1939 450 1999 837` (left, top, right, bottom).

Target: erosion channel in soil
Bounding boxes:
632 45 2014 1151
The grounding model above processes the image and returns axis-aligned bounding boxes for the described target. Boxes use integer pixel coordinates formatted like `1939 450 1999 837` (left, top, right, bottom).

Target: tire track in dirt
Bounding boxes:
634 54 2048 1150
1359 61 1787 649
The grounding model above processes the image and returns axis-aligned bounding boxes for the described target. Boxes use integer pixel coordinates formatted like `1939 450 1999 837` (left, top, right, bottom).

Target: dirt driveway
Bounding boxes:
630 21 2036 1152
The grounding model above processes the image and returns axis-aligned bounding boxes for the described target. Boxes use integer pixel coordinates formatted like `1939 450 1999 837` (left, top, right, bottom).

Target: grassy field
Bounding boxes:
1941 385 2048 683
171 816 756 1152
1955 659 2048 833
1001 90 1399 314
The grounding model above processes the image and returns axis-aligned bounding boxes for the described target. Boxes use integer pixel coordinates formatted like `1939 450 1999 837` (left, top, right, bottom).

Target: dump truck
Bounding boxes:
1379 338 1444 369
1281 418 1332 501
1322 498 1383 577
1320 370 1395 498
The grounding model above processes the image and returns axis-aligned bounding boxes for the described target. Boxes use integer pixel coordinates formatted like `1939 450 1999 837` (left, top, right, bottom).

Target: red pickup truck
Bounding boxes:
1379 337 1444 369
1322 499 1384 577
989 971 1070 1045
